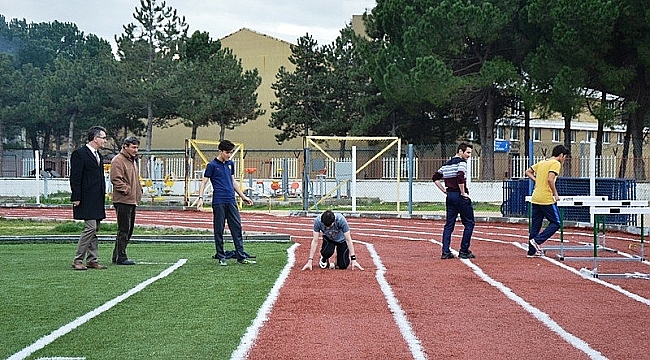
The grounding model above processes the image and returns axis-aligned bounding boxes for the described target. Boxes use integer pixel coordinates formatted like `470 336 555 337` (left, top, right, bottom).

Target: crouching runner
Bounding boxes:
302 210 364 271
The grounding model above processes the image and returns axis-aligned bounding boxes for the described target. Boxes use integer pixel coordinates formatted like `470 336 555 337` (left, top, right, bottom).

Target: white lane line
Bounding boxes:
230 243 299 360
511 242 650 306
360 240 427 360
428 240 607 360
8 259 187 360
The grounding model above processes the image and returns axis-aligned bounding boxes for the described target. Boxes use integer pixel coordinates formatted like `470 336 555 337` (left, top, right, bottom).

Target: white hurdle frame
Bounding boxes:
525 196 648 260
573 206 649 279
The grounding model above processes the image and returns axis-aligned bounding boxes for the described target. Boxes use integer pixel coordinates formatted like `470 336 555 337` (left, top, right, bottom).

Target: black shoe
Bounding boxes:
116 259 135 265
440 252 455 259
458 251 476 259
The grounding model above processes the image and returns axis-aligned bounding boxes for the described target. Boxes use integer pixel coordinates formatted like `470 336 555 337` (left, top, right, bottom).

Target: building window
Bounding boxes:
603 132 610 144
571 130 577 143
552 129 561 143
513 100 525 117
495 127 505 140
617 133 624 144
532 128 541 142
467 131 477 141
586 131 595 142
510 127 519 141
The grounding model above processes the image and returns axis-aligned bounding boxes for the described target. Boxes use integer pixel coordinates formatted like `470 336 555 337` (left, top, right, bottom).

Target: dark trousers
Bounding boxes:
113 203 136 263
320 236 350 269
528 203 561 255
441 191 475 254
212 203 246 261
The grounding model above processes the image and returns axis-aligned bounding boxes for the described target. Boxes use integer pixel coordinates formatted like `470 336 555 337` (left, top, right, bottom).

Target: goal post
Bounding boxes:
304 136 402 213
183 139 245 207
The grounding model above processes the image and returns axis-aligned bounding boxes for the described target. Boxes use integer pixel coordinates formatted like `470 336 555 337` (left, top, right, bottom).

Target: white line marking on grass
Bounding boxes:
8 259 187 360
230 243 299 360
428 240 607 360
359 240 427 360
36 358 85 360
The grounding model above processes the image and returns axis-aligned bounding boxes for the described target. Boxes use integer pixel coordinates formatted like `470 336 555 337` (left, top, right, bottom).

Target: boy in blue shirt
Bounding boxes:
197 140 255 265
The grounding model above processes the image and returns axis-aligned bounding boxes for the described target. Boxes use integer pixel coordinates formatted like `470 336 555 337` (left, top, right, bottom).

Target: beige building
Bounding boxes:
152 28 302 150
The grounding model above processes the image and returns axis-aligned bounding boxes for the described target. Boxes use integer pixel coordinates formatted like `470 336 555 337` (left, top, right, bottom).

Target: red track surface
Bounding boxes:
2 207 649 359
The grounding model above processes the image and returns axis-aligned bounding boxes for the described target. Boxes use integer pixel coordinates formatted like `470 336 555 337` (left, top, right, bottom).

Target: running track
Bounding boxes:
2 207 649 360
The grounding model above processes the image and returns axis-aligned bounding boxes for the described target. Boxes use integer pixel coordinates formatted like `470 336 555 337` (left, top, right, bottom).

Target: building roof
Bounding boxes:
221 27 295 46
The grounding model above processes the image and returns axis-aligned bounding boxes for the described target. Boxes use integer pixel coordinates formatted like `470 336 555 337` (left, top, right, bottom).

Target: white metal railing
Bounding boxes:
270 158 298 178
382 157 418 179
21 154 621 181
508 155 617 178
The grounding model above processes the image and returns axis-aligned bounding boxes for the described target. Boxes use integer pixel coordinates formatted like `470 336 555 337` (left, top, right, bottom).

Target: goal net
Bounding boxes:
305 136 403 212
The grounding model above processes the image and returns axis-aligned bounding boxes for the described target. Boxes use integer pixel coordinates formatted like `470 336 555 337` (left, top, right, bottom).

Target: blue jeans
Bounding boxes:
528 203 561 255
212 203 247 261
441 191 475 254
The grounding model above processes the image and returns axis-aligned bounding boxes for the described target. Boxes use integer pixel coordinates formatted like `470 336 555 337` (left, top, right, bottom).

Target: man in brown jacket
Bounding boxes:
110 136 143 265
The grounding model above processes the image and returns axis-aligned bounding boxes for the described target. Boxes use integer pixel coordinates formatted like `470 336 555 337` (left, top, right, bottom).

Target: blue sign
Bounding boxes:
494 140 511 153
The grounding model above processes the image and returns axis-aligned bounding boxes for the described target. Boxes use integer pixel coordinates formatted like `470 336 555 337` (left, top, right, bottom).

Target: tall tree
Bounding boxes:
366 0 522 180
177 31 264 140
270 35 327 144
115 0 188 154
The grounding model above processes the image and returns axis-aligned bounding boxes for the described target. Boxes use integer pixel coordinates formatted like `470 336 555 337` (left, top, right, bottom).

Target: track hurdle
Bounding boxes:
527 196 610 258
525 196 648 260
574 206 649 279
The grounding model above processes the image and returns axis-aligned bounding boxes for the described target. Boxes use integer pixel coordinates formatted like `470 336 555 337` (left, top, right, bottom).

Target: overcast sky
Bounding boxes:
2 0 376 50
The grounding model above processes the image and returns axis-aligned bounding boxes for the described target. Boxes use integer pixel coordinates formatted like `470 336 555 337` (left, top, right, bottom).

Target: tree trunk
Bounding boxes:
618 118 631 178
632 112 646 180
142 101 154 178
67 111 76 175
524 108 530 159
0 119 4 177
477 88 496 180
562 113 572 177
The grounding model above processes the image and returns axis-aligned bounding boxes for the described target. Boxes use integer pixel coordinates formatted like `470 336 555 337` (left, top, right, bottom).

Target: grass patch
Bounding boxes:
0 241 292 359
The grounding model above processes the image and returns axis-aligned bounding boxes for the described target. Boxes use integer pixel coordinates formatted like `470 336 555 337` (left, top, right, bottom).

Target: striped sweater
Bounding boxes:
432 156 468 194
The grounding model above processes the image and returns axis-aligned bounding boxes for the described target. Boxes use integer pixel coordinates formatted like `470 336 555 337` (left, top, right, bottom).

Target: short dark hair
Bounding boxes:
218 139 235 152
122 136 140 147
458 143 473 152
321 210 335 227
86 126 107 142
552 144 569 157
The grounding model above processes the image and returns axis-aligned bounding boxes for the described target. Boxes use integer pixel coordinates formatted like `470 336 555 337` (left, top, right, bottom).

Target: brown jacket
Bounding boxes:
110 149 143 205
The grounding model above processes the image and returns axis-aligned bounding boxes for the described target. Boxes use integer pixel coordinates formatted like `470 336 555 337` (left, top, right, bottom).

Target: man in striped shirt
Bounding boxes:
432 143 476 259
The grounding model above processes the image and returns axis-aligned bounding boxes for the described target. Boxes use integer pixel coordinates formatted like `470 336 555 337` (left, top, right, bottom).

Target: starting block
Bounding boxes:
569 205 649 279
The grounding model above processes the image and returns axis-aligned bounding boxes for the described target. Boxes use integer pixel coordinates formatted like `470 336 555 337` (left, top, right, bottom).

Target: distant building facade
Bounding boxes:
152 28 301 150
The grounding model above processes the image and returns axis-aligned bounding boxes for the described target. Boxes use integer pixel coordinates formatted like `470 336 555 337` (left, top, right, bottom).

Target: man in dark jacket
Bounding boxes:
70 126 108 270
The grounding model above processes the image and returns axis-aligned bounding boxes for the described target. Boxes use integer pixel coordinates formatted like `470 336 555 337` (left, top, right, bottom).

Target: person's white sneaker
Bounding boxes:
529 239 543 253
319 257 328 269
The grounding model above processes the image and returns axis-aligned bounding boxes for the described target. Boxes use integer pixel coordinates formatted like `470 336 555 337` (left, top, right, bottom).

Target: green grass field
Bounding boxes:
0 241 293 359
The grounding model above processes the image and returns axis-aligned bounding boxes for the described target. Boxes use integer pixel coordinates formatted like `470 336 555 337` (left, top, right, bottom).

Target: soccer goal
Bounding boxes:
304 136 403 213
